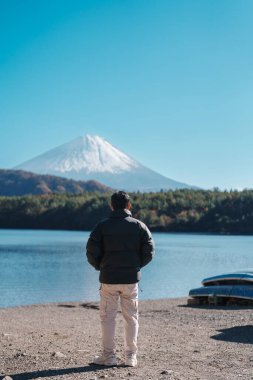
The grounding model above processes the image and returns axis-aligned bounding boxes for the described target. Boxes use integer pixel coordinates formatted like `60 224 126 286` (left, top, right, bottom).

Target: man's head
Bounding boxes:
111 191 131 210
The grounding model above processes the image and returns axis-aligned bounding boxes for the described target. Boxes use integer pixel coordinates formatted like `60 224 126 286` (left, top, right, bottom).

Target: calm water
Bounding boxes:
0 229 253 308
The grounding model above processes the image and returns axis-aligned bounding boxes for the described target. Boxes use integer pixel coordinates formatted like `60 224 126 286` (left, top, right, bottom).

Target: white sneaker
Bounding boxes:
93 354 117 366
125 354 137 367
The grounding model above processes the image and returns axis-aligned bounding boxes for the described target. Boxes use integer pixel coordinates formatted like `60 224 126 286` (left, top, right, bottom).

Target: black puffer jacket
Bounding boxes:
86 209 154 284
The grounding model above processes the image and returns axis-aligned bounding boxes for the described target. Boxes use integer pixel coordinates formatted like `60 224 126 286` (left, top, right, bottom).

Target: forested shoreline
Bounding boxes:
0 189 253 234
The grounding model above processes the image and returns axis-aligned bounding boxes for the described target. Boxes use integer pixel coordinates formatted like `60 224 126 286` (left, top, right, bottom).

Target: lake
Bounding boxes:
0 229 253 308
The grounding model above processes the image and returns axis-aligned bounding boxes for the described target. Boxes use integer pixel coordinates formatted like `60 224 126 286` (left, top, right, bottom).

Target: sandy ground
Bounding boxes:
0 298 252 380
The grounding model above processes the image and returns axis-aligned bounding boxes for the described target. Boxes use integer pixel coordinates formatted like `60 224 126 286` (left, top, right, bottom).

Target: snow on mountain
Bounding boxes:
15 134 195 191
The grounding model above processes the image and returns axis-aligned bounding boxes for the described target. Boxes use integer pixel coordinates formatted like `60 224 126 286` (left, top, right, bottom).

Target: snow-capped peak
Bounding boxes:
62 134 139 174
15 133 195 191
16 134 140 175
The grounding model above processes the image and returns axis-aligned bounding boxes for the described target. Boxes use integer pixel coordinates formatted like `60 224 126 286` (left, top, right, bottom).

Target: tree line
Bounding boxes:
0 189 253 234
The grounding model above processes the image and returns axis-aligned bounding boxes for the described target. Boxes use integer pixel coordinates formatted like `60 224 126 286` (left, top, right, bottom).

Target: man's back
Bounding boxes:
86 208 154 284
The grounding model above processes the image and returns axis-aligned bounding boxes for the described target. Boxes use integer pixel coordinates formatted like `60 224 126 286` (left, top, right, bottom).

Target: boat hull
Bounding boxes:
189 284 253 300
202 271 253 286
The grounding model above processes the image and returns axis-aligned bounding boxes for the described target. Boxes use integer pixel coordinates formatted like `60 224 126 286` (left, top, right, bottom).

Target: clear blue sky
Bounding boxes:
1 0 253 189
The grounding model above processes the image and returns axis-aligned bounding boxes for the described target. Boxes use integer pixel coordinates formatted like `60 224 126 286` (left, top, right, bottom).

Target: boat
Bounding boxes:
188 270 253 305
202 270 253 286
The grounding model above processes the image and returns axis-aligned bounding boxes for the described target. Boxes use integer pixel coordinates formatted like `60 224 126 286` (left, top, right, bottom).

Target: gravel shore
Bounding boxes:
0 298 252 380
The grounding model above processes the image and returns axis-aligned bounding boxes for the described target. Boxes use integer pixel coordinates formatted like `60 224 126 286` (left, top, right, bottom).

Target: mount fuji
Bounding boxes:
15 135 195 191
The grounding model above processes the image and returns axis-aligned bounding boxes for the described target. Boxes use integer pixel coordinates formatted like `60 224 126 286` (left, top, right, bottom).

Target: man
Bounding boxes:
86 191 154 367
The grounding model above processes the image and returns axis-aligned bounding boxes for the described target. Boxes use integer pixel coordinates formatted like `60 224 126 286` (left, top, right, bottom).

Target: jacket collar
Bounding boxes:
110 209 132 218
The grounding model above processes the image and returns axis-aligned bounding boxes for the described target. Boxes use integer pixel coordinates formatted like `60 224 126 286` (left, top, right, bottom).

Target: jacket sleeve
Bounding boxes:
86 223 104 270
139 223 155 268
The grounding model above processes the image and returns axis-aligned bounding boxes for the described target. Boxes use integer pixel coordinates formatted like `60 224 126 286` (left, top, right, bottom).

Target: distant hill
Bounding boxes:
0 169 111 196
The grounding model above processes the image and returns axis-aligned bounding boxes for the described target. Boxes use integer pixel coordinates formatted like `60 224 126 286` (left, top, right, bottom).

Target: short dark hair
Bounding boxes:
111 191 130 210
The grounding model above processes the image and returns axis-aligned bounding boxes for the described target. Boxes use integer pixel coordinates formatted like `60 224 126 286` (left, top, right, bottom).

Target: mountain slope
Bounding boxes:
0 169 111 196
15 135 195 191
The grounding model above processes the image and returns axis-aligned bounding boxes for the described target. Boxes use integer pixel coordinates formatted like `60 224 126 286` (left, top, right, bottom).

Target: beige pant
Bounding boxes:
100 283 138 356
